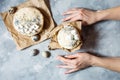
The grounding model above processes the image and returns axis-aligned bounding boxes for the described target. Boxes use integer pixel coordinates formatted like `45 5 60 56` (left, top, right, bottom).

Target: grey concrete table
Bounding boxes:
0 0 120 80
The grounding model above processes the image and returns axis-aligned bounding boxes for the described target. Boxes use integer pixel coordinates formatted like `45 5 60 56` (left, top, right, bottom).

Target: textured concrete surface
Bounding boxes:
0 0 120 80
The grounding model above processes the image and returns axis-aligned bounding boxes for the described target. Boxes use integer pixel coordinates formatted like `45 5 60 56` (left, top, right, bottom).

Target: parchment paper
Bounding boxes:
48 21 82 52
0 0 55 50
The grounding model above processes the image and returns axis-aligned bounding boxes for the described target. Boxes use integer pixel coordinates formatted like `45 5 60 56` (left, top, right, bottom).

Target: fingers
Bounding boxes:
63 13 83 22
62 13 78 21
57 64 73 69
62 8 90 23
63 9 84 22
69 15 82 21
57 56 71 63
65 54 78 59
65 68 79 74
63 10 78 15
57 53 90 74
63 8 82 15
67 8 78 11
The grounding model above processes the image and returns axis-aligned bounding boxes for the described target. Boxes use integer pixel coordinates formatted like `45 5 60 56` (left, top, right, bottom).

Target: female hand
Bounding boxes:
62 8 100 25
57 52 93 74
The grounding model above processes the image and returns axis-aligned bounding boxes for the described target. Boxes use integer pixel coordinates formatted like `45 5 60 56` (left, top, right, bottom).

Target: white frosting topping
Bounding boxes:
57 25 80 49
13 7 43 36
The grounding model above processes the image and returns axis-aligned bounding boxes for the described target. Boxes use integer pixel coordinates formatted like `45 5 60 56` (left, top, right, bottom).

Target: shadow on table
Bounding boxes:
81 24 99 50
44 0 57 26
80 22 108 57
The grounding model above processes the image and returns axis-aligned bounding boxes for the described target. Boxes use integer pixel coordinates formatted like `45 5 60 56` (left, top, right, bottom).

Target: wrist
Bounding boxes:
89 55 102 67
96 10 110 21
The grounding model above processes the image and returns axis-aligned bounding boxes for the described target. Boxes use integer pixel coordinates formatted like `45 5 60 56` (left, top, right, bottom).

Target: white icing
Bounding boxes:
13 7 43 36
57 25 80 49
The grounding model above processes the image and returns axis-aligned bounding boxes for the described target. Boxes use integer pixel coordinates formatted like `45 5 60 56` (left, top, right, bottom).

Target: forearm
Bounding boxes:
91 56 120 72
96 6 120 21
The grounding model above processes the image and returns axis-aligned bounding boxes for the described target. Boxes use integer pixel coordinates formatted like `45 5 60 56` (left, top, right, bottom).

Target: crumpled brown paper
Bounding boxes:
0 0 55 50
48 21 82 52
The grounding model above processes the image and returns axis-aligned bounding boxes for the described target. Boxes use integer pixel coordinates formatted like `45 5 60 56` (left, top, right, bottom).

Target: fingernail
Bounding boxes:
56 56 59 59
56 65 59 68
65 72 69 74
65 55 69 57
61 19 64 22
62 13 65 16
57 55 62 59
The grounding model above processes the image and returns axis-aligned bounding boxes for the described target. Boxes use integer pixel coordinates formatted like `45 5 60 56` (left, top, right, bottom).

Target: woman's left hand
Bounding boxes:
62 8 99 25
